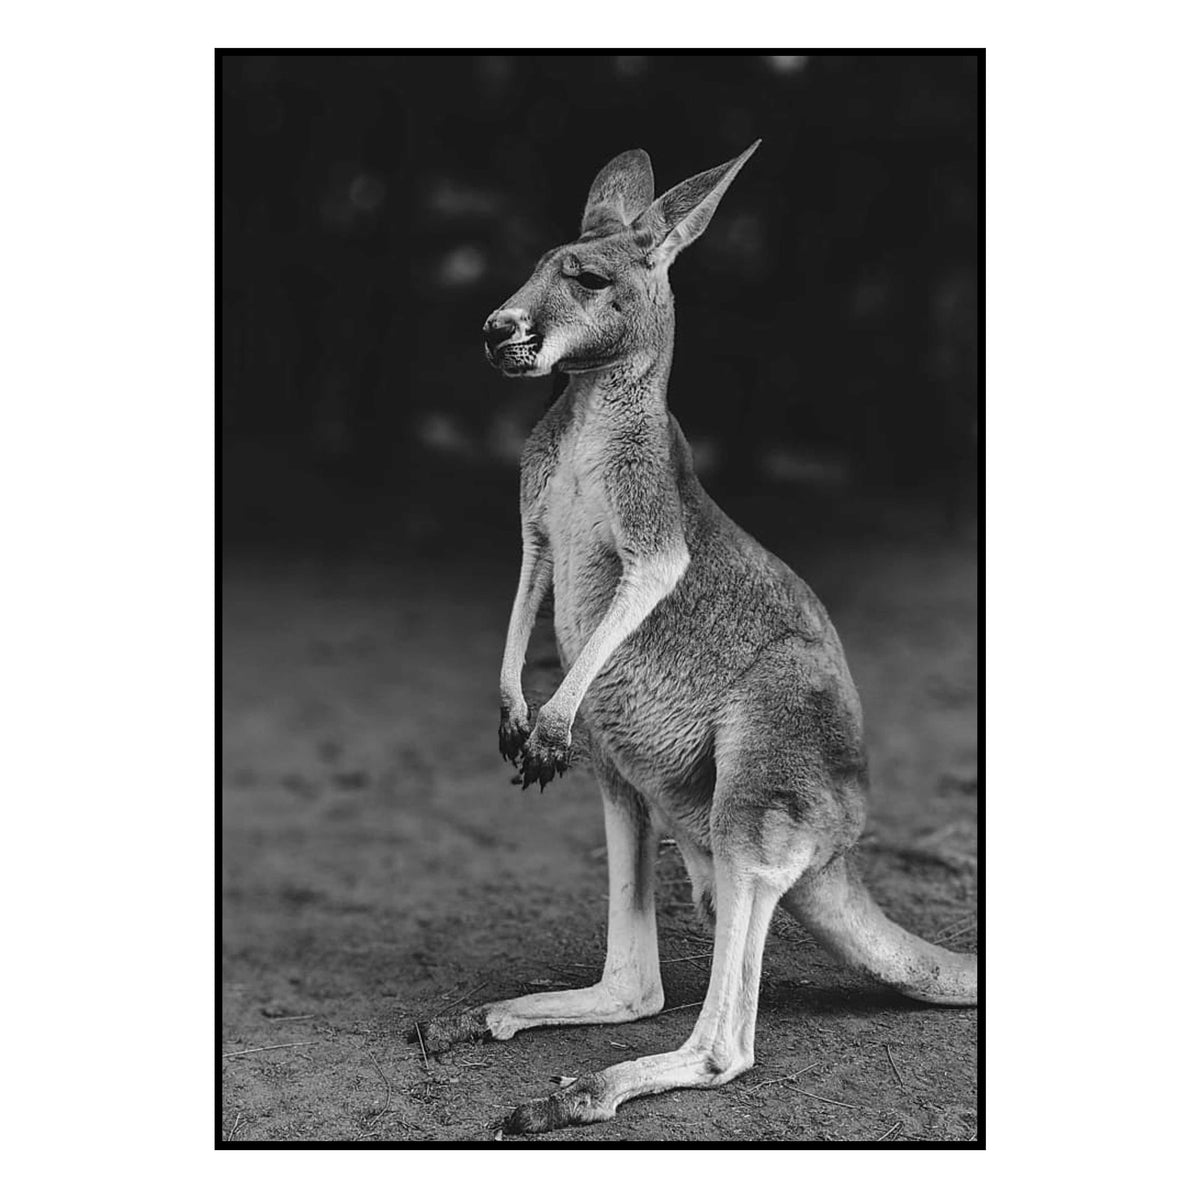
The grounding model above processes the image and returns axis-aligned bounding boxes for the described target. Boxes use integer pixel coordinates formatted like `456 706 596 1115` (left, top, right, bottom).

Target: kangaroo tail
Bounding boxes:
779 854 977 1006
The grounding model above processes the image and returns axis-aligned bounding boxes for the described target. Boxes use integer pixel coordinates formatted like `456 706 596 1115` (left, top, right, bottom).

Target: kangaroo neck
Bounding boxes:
564 340 674 426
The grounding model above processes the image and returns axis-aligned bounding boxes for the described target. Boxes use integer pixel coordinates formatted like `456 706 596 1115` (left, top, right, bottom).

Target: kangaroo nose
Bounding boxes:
483 309 530 350
483 319 514 351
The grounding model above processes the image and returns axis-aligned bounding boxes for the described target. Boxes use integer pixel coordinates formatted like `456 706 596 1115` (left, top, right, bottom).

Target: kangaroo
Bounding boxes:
419 143 977 1136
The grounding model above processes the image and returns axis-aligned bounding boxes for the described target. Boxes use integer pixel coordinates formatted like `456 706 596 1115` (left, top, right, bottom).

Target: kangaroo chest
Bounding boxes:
537 422 624 665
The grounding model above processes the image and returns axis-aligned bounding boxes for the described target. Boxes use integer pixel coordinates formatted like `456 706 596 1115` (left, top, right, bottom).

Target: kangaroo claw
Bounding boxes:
516 723 571 790
498 707 532 765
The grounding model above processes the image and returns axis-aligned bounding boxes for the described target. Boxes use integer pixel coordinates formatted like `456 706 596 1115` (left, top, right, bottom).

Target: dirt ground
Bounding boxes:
221 490 978 1144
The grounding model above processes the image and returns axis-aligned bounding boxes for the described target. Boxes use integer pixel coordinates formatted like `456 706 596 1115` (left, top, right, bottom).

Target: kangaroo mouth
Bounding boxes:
486 335 544 376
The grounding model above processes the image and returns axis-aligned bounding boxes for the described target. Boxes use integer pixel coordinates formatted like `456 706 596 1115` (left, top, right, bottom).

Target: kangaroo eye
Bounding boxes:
575 271 612 291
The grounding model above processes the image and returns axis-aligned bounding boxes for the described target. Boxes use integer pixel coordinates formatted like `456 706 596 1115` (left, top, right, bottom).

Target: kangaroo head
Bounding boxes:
484 141 761 378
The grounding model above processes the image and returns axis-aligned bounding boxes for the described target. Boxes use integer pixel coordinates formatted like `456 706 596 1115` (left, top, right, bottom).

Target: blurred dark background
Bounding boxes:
220 52 978 551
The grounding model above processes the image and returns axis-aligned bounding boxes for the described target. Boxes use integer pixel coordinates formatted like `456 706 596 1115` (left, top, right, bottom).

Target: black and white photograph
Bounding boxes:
14 2 1200 1184
219 51 980 1145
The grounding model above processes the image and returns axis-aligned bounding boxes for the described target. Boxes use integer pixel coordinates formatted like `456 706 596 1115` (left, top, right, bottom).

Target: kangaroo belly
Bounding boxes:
549 535 622 664
581 638 720 831
553 555 745 812
549 528 715 805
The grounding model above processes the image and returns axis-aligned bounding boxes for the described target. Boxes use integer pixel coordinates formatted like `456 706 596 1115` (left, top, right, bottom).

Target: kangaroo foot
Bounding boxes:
502 1074 614 1135
409 1008 494 1055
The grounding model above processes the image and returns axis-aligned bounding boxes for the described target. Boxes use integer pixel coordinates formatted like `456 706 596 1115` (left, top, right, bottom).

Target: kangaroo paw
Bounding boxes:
516 723 571 791
498 708 531 765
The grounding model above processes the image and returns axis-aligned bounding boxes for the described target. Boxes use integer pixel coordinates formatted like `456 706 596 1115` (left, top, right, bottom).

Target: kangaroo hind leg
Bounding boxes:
501 746 819 1134
503 845 808 1134
417 755 663 1052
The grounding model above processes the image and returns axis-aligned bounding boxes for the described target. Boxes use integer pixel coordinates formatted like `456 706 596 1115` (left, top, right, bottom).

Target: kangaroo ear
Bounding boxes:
633 140 761 266
581 148 656 235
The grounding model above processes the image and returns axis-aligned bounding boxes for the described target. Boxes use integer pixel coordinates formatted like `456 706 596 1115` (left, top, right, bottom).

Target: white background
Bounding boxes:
2 2 1195 1187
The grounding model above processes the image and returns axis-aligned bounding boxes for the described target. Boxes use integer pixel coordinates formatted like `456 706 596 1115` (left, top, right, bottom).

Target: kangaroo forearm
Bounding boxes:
543 548 688 729
500 545 552 709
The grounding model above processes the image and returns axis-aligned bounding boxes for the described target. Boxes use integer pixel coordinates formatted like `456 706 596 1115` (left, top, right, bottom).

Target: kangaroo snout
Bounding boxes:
483 307 543 374
483 309 533 349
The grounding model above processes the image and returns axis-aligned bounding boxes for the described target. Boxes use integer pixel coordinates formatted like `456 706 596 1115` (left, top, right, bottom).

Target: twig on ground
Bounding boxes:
530 959 592 976
264 1013 316 1022
797 1090 862 1110
880 1120 902 1141
666 933 711 946
933 918 974 937
414 1023 431 1072
936 912 975 929
430 981 487 1018
222 1041 317 1059
885 1044 905 1088
659 1001 703 1014
363 1050 394 1128
739 1063 820 1093
932 915 977 946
